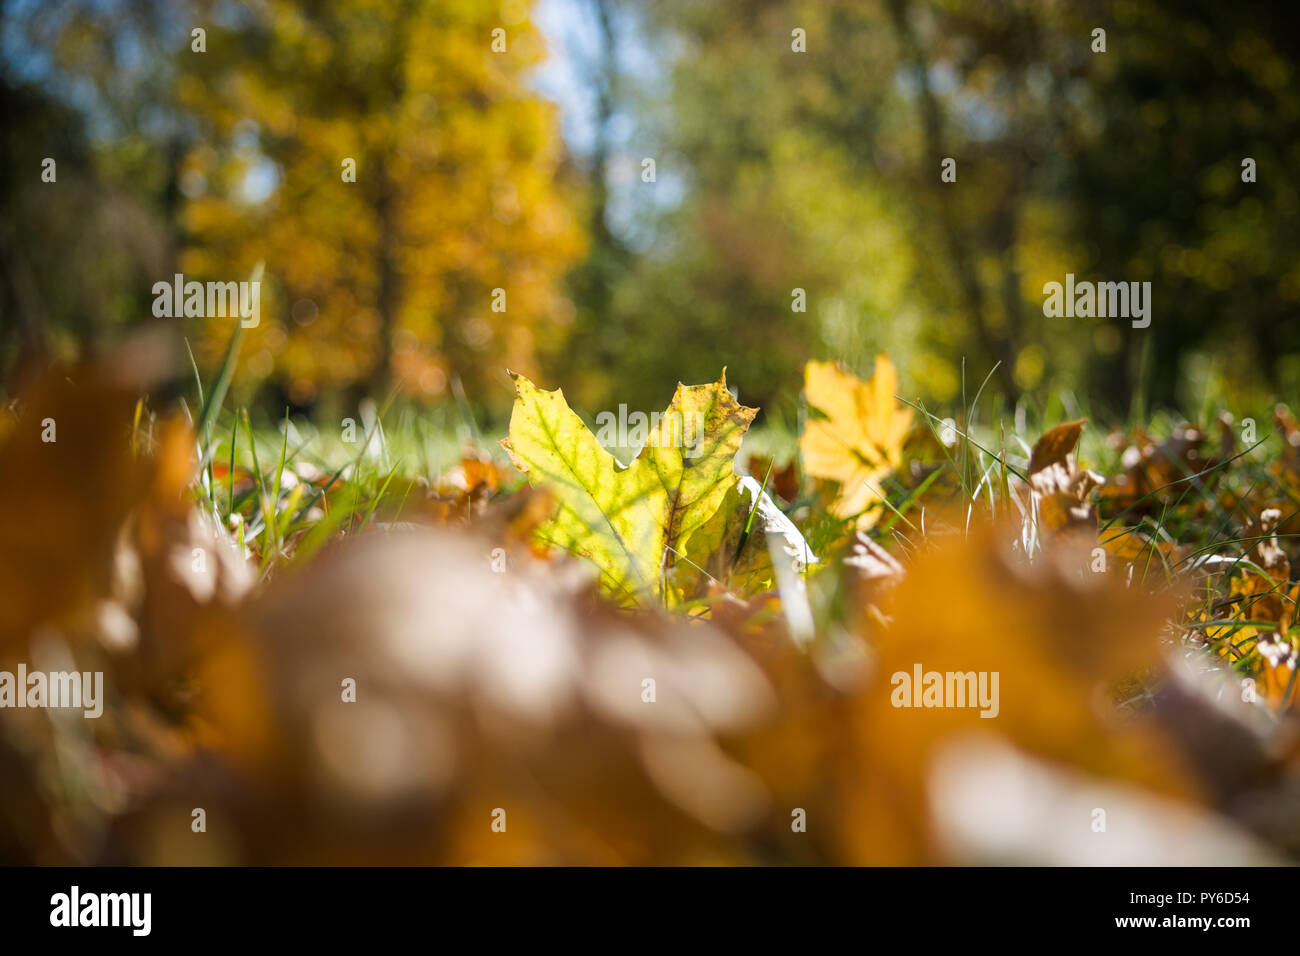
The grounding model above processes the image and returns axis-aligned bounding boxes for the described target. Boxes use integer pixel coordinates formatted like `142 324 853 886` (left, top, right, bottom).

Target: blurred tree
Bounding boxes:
1063 1 1300 410
578 0 1300 416
176 0 585 407
0 0 184 387
559 0 634 408
552 0 843 416
6 0 1300 420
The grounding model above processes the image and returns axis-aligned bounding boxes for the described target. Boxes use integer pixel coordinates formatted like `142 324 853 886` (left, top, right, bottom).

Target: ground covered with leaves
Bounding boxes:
1 350 1298 865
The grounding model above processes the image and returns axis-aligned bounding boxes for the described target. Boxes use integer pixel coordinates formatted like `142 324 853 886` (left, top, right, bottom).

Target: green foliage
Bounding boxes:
561 0 1300 418
503 370 756 606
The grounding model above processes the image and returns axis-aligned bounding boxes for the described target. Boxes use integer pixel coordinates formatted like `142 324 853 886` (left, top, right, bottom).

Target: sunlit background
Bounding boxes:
3 0 1300 868
4 0 1297 430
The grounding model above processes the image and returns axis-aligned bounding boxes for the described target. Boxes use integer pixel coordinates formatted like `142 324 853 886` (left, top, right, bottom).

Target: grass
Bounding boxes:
162 320 1299 721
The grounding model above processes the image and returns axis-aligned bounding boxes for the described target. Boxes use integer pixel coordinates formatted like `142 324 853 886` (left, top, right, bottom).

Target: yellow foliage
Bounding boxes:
178 0 584 404
799 356 912 528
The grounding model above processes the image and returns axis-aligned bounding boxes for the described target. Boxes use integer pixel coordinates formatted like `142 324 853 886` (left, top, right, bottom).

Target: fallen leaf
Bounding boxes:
837 519 1194 863
501 370 756 606
799 356 911 529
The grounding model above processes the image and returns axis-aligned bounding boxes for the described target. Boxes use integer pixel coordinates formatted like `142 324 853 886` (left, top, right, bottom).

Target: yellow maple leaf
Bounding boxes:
799 356 912 528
